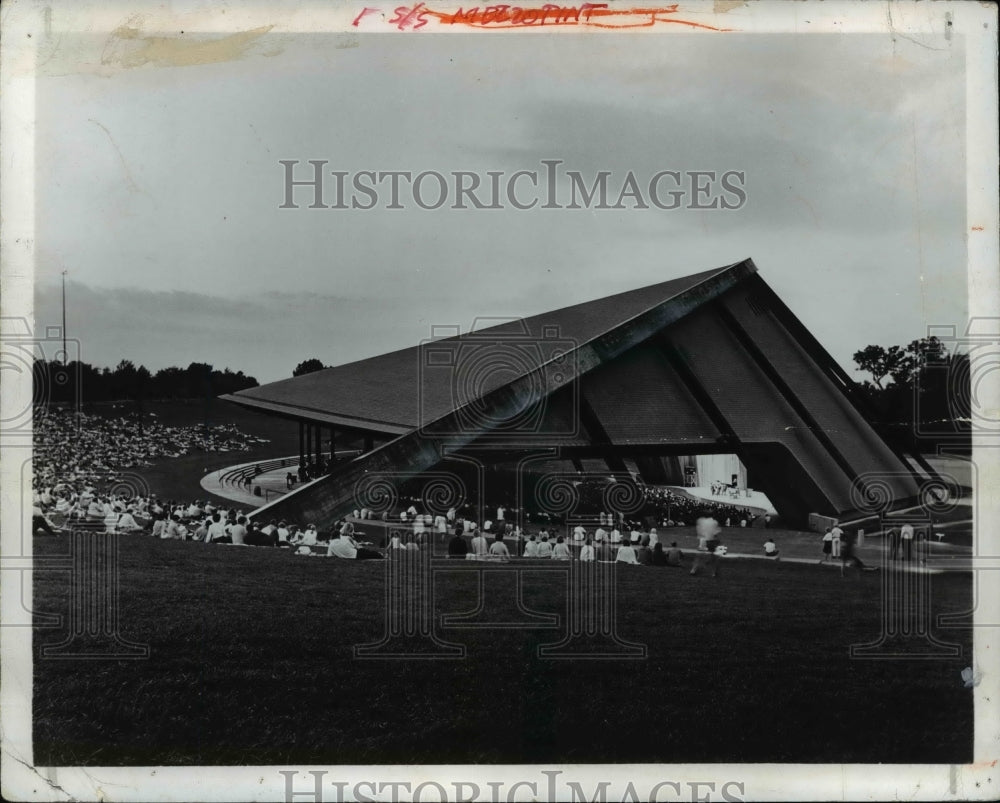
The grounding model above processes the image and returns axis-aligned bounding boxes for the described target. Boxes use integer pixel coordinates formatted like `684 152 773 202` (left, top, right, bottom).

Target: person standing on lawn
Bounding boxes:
820 528 834 563
886 526 901 560
900 522 914 561
691 528 723 577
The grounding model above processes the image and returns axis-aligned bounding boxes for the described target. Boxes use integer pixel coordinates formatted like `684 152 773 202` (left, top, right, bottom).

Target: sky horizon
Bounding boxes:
34 31 967 385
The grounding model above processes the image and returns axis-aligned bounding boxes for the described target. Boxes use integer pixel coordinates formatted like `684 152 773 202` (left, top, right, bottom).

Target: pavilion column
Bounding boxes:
298 421 305 465
314 426 322 467
329 427 336 461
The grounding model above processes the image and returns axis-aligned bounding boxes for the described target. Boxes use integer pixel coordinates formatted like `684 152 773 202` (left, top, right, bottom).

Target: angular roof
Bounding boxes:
221 260 756 433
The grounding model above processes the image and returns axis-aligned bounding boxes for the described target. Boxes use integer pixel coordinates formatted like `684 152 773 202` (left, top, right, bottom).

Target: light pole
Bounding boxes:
61 270 68 364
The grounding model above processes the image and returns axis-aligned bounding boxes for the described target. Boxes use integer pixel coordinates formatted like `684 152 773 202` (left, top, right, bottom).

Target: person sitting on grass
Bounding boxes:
282 524 302 547
404 533 420 552
523 534 539 557
86 498 104 520
275 521 290 547
536 534 553 559
103 505 121 533
301 523 320 546
579 539 596 562
229 516 248 546
447 531 469 558
651 542 668 566
206 514 230 544
192 518 209 543
326 531 384 560
32 504 59 536
552 536 571 560
115 509 142 533
488 533 511 561
247 521 276 547
470 530 489 559
764 537 780 559
615 540 639 564
244 520 263 545
636 540 653 566
665 541 684 567
162 514 180 540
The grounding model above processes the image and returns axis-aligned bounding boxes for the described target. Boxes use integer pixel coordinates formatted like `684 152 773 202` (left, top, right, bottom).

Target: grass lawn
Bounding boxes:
33 534 973 766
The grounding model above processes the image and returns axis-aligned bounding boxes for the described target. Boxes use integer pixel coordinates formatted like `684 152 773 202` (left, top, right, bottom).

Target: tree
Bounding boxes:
853 337 949 390
852 344 908 390
293 358 327 377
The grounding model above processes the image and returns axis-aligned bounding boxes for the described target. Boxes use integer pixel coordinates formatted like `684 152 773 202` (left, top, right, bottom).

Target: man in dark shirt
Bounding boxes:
665 541 684 567
447 532 469 559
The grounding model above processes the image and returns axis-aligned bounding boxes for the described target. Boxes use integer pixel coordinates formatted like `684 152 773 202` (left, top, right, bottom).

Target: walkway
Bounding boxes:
199 454 304 506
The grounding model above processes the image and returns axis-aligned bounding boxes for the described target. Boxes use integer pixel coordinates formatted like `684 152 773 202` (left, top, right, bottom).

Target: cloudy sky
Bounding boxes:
34 27 967 384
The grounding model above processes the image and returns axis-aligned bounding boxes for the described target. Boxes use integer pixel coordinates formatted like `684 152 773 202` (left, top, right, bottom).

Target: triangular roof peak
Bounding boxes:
222 259 757 431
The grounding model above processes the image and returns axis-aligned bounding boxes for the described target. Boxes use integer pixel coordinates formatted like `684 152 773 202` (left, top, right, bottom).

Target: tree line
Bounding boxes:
852 335 970 446
33 359 258 404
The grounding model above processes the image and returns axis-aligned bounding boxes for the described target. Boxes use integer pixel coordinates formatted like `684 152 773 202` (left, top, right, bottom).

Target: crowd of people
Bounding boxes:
31 408 270 543
32 480 748 570
640 485 766 529
33 408 267 490
31 410 788 570
32 484 806 581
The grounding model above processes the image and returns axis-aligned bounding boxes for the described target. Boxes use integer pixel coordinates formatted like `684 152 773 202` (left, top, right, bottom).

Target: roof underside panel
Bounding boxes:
581 342 721 446
717 282 915 499
666 303 855 510
223 264 733 428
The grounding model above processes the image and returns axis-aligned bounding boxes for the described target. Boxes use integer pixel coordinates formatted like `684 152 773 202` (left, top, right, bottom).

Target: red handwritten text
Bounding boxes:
423 4 728 30
390 3 431 29
352 7 381 26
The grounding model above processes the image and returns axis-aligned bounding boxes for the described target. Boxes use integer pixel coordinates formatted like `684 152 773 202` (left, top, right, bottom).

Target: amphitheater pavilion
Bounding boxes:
221 258 934 529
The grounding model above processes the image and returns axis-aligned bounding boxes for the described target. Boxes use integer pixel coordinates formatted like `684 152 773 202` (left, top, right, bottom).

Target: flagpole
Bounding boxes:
61 270 67 364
